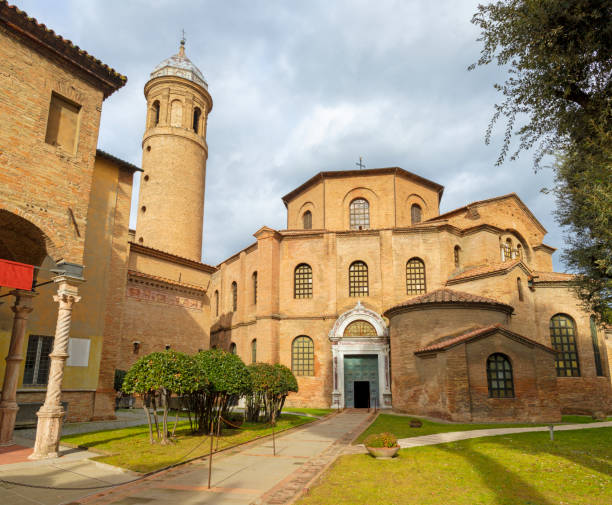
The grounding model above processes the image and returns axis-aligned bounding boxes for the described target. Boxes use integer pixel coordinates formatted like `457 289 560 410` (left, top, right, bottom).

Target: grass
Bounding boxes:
298 427 612 505
355 413 612 443
282 407 335 417
61 414 314 473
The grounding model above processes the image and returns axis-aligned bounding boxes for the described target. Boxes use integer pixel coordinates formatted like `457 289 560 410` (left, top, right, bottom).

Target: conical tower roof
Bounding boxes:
150 40 207 89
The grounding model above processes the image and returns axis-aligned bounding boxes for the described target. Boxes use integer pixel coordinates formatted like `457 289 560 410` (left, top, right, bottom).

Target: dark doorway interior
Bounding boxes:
354 381 370 408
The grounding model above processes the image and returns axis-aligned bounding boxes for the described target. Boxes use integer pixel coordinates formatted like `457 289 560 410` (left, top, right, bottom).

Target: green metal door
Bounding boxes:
344 355 378 408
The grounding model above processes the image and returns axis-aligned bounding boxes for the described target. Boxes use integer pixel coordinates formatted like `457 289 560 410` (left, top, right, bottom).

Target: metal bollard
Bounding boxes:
549 425 554 441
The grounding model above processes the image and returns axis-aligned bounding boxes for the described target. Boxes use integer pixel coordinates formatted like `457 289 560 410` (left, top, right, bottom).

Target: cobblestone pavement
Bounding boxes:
66 409 374 505
344 419 612 454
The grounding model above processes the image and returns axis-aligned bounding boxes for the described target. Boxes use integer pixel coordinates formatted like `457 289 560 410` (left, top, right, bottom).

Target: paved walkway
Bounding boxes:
0 410 374 505
345 420 612 454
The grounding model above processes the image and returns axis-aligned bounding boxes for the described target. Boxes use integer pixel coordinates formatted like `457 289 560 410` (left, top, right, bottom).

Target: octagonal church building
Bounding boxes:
1 5 610 437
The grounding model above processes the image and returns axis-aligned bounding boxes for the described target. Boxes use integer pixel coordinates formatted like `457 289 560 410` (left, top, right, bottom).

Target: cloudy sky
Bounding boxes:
19 0 567 270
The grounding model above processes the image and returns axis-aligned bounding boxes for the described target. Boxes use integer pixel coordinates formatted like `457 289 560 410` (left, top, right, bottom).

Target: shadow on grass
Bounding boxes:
438 443 555 505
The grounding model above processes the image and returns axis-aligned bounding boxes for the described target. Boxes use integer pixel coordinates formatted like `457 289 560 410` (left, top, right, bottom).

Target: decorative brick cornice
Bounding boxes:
127 269 207 295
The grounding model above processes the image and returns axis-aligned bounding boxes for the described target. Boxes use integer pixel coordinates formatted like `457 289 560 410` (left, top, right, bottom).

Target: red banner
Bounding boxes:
0 259 34 290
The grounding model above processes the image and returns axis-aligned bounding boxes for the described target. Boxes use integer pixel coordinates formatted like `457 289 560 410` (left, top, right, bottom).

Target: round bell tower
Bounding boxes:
136 39 213 261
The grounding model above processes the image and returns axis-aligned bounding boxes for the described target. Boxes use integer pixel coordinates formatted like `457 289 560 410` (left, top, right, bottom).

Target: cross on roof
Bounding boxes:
181 29 186 45
356 157 365 170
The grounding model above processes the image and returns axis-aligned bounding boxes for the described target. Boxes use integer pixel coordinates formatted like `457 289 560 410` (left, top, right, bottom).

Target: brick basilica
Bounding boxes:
0 1 610 453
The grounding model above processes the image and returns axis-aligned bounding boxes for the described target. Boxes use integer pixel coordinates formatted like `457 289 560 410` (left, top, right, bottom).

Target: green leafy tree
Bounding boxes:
470 1 611 323
185 349 251 434
122 351 201 444
245 363 298 424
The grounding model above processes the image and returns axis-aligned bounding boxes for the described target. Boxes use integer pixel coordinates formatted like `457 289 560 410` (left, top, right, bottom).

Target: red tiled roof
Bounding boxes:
128 270 206 292
447 259 523 283
129 242 217 274
0 1 126 97
531 271 575 282
384 288 513 317
415 324 555 354
96 150 142 173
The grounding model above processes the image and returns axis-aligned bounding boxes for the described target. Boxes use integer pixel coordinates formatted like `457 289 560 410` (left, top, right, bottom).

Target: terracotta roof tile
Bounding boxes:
1 1 126 97
531 271 575 282
384 288 513 316
447 259 522 283
128 270 206 292
415 324 555 354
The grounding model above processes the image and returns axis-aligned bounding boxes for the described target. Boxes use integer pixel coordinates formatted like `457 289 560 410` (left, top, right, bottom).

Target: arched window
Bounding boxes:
487 353 514 398
252 271 258 305
152 100 160 126
349 261 368 297
590 316 604 376
344 320 377 337
193 107 201 133
349 198 370 230
411 204 422 225
550 314 580 377
406 258 426 295
516 243 523 259
454 246 461 268
214 290 219 317
303 210 312 230
294 263 313 298
231 281 237 312
170 99 183 127
292 336 314 376
517 277 524 302
229 342 237 355
251 339 257 363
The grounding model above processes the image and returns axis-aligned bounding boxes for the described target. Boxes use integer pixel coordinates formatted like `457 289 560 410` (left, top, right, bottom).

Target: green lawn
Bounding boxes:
355 413 612 443
282 407 335 417
298 427 612 505
61 414 314 473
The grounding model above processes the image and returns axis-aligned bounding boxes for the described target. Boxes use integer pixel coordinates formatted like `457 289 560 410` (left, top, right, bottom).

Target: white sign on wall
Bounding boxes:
66 338 91 367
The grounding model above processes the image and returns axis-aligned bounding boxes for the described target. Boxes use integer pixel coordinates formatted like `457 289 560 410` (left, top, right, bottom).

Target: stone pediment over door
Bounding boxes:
328 301 389 342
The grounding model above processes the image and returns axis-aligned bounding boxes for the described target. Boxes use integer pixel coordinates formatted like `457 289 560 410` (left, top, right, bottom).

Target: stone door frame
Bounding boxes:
329 302 392 408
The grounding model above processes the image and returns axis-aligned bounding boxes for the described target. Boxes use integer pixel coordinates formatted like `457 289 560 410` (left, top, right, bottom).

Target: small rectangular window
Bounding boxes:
45 93 81 153
23 335 54 385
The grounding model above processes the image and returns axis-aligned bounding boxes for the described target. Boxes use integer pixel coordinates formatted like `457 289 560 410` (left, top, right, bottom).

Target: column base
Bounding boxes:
28 408 65 460
0 403 18 446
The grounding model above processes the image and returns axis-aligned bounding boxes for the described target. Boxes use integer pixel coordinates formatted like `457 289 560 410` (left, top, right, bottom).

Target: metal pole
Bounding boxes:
272 423 276 456
207 427 214 489
215 412 222 451
549 425 554 441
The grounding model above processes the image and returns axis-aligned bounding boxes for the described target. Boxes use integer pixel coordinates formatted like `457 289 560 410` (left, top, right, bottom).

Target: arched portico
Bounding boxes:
329 302 392 408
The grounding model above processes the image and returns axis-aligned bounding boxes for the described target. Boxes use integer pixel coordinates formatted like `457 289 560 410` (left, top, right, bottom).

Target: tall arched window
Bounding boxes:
406 258 426 295
454 246 461 268
349 198 370 230
292 336 314 376
251 339 257 363
590 316 604 376
411 204 422 225
193 107 201 133
517 277 524 301
349 261 368 297
229 342 237 355
231 281 237 312
214 290 219 317
487 353 514 398
303 210 312 230
252 272 258 305
294 263 313 298
152 100 160 126
516 243 523 259
550 314 580 376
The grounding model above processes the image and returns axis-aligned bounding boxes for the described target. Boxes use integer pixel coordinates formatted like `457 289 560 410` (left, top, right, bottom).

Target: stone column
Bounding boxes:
29 277 81 459
0 290 37 446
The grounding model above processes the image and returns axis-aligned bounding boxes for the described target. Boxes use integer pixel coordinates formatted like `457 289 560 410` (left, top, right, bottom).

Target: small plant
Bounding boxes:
364 432 398 448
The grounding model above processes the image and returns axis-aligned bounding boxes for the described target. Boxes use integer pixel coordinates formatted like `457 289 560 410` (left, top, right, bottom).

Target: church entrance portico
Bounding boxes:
329 302 392 409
